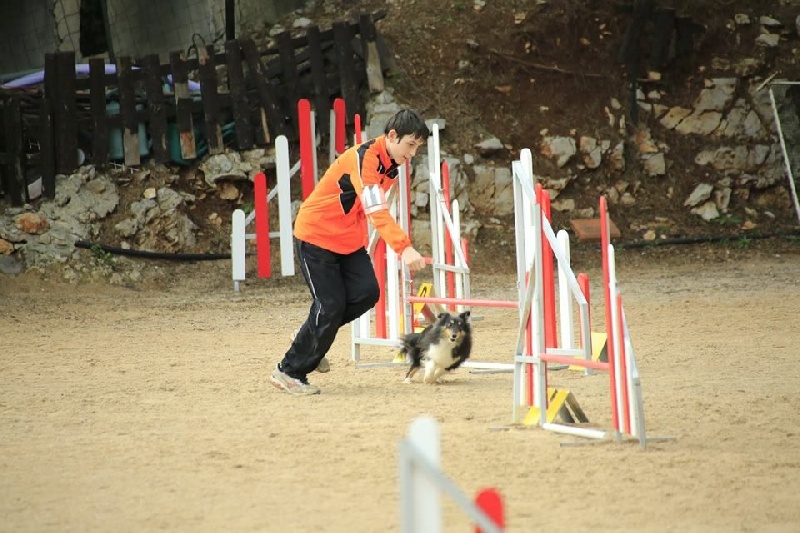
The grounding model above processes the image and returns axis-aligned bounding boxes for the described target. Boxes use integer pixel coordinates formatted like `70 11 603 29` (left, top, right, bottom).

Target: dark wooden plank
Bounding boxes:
276 31 300 133
226 39 254 149
359 14 384 93
117 55 140 166
307 25 330 136
38 98 56 199
198 44 224 154
142 54 169 163
333 21 362 125
650 8 676 70
170 50 197 159
55 51 78 173
241 38 285 143
3 97 25 205
225 0 236 40
89 57 109 167
375 32 395 74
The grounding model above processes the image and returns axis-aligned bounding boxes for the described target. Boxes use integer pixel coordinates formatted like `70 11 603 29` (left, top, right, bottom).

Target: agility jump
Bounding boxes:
349 122 650 445
509 148 648 445
230 98 348 290
350 124 517 372
399 416 504 533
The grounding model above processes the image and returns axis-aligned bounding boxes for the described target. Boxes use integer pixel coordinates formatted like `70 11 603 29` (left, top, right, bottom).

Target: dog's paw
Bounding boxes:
403 377 412 384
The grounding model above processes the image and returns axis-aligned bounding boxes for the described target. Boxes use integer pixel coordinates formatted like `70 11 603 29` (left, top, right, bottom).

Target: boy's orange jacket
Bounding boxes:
293 135 412 255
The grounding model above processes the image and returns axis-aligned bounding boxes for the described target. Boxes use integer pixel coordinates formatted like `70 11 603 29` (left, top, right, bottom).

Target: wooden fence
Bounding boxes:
0 12 389 206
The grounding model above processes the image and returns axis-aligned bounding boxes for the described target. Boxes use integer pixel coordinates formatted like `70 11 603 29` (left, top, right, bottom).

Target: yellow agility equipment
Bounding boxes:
522 387 589 426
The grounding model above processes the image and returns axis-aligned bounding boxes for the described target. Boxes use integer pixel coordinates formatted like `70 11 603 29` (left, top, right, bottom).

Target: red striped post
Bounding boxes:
298 99 314 199
474 487 504 532
374 240 387 338
600 196 620 431
577 272 591 348
333 98 346 155
442 161 455 310
404 160 412 232
541 189 557 352
254 172 271 278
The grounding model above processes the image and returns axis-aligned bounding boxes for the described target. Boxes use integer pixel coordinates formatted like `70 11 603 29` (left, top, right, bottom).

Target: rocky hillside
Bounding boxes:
2 0 800 283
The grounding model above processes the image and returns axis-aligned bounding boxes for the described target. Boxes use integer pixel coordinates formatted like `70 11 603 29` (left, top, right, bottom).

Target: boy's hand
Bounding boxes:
401 247 427 272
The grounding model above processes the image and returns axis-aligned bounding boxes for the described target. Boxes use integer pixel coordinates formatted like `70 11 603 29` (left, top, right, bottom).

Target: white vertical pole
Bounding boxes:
387 189 401 340
231 209 246 292
557 230 574 350
428 125 445 298
407 416 441 533
329 109 336 165
452 199 464 312
310 110 319 185
275 135 295 276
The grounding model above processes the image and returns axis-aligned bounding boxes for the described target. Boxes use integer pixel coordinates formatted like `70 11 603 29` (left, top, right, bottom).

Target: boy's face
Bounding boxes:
386 130 425 165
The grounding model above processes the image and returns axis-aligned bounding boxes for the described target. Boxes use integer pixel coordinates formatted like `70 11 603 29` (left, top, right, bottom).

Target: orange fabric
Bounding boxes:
293 135 412 255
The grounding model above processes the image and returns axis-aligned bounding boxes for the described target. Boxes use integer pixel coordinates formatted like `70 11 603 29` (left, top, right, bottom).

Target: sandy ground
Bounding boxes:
2 248 800 532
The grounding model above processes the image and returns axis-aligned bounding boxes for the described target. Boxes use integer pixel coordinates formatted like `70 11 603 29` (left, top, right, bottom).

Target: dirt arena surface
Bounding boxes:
2 244 800 532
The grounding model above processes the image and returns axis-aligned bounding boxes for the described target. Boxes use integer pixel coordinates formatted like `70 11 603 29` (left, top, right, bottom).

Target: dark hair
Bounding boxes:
384 108 430 139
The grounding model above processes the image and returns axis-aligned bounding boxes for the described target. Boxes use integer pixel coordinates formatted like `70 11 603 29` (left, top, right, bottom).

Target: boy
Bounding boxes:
270 108 430 395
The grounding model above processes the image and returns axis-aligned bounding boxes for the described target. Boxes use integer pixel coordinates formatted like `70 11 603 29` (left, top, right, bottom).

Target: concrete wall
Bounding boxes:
0 0 307 79
0 0 66 76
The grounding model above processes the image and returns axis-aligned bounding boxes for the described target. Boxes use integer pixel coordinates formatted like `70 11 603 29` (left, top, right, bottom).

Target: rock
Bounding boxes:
694 81 737 112
609 141 626 171
579 136 602 169
660 107 693 129
675 111 722 135
759 16 782 28
685 183 714 207
15 213 50 234
691 201 721 221
642 153 666 176
292 17 312 29
200 153 247 186
540 135 576 167
0 254 24 274
715 187 732 212
734 14 751 25
0 238 13 254
474 137 505 156
551 198 576 212
756 33 780 47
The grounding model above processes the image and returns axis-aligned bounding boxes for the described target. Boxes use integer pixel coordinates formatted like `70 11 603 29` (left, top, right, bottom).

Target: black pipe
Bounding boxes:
613 229 800 250
74 228 800 264
75 240 232 261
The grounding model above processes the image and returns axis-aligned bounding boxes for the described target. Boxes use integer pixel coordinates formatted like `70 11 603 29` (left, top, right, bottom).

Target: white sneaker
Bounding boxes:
269 365 320 396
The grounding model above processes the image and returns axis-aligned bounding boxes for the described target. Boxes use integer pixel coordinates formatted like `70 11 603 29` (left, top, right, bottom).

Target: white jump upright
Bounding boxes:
230 134 297 291
398 416 504 533
230 99 351 291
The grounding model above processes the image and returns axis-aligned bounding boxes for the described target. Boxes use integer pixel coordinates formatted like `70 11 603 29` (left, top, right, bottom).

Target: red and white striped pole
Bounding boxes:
254 172 271 278
298 99 315 199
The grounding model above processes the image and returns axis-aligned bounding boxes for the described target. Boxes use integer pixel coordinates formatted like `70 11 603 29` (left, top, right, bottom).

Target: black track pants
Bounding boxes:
279 239 380 380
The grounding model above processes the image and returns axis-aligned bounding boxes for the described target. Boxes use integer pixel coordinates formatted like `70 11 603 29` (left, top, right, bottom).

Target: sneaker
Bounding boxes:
270 364 320 395
291 328 330 373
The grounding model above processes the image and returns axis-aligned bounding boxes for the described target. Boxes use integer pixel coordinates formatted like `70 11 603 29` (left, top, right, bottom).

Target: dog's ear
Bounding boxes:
460 310 471 321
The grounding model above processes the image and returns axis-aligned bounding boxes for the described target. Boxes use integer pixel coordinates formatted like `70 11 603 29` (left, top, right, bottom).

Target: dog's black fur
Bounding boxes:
400 311 472 383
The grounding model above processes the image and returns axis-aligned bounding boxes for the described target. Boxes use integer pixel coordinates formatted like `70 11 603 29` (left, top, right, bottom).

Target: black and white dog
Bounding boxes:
400 311 472 384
